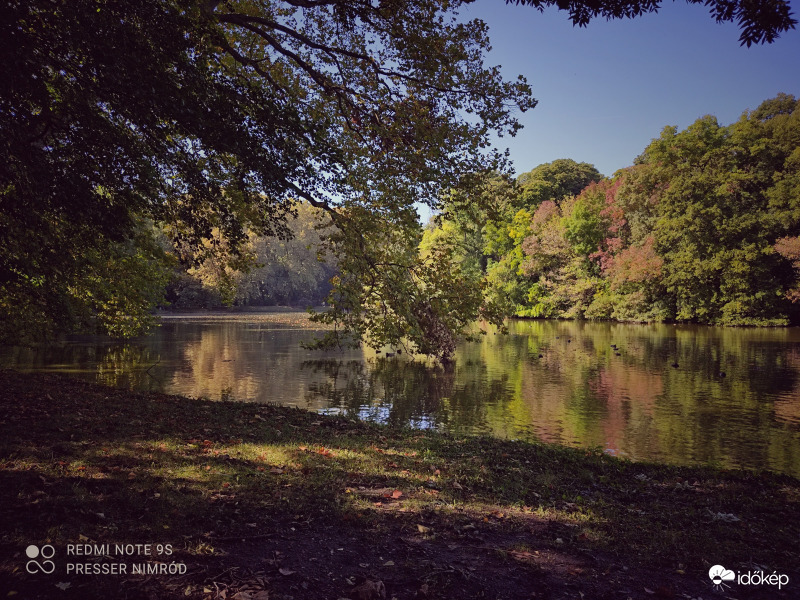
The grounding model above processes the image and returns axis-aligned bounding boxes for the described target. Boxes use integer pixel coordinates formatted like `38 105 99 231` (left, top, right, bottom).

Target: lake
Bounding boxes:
3 312 800 476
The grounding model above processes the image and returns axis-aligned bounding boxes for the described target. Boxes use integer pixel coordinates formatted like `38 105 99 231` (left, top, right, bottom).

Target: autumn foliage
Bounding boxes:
425 94 800 326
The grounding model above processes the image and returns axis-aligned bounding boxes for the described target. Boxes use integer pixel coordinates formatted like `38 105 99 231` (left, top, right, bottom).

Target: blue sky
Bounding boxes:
463 1 800 178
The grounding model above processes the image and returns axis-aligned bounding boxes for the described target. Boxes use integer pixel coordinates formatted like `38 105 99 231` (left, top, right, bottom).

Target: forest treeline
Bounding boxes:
423 94 800 326
5 93 797 343
158 93 800 327
166 201 336 310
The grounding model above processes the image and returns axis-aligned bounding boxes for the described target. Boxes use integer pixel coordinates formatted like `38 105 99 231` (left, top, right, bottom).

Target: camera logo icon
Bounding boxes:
25 544 56 574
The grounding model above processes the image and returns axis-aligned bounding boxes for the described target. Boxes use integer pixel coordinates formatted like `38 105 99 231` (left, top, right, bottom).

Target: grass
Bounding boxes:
1 369 799 599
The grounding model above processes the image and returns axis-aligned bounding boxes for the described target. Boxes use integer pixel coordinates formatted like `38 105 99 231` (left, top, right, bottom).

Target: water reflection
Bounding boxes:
2 314 800 476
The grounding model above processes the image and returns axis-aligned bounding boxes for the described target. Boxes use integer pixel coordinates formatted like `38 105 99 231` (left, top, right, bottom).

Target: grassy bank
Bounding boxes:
1 370 798 599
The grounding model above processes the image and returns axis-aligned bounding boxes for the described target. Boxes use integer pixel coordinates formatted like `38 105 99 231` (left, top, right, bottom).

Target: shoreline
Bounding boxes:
1 369 799 599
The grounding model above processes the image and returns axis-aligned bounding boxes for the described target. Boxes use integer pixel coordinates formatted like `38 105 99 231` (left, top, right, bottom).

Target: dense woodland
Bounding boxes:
424 94 800 327
166 202 336 309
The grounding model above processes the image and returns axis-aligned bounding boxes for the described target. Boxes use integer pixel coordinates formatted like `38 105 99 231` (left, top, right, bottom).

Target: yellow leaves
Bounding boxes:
297 445 334 458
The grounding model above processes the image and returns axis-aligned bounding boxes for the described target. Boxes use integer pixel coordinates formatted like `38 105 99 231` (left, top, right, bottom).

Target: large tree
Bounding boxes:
1 0 795 355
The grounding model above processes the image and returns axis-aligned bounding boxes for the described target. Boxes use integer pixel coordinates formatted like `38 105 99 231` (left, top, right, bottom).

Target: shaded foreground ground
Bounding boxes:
1 370 798 599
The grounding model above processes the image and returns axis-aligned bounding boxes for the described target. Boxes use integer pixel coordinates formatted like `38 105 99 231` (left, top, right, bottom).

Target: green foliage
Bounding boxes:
519 197 603 318
562 186 606 258
452 95 800 327
516 159 602 211
641 100 800 325
3 0 534 350
478 160 603 316
0 221 173 342
1 0 795 352
308 204 506 361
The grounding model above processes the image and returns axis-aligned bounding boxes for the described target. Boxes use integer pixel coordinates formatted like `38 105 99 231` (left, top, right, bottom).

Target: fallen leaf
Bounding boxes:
55 582 71 591
279 568 296 576
270 467 284 474
391 490 403 499
353 579 386 600
509 550 536 561
417 524 431 534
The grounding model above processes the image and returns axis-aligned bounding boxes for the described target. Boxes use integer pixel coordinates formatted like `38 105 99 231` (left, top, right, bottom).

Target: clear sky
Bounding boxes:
464 0 800 178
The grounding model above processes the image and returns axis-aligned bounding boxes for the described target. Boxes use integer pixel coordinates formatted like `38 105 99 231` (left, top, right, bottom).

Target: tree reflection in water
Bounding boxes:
2 314 799 476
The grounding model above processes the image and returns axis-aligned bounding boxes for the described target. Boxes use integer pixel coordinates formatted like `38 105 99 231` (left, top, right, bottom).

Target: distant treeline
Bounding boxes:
166 201 336 309
422 94 800 326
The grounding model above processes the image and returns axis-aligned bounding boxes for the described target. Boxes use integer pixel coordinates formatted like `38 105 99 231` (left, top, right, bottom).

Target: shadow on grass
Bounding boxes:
1 370 799 599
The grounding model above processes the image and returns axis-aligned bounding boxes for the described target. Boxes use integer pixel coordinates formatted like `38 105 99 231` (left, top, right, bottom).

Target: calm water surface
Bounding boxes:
3 313 800 476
